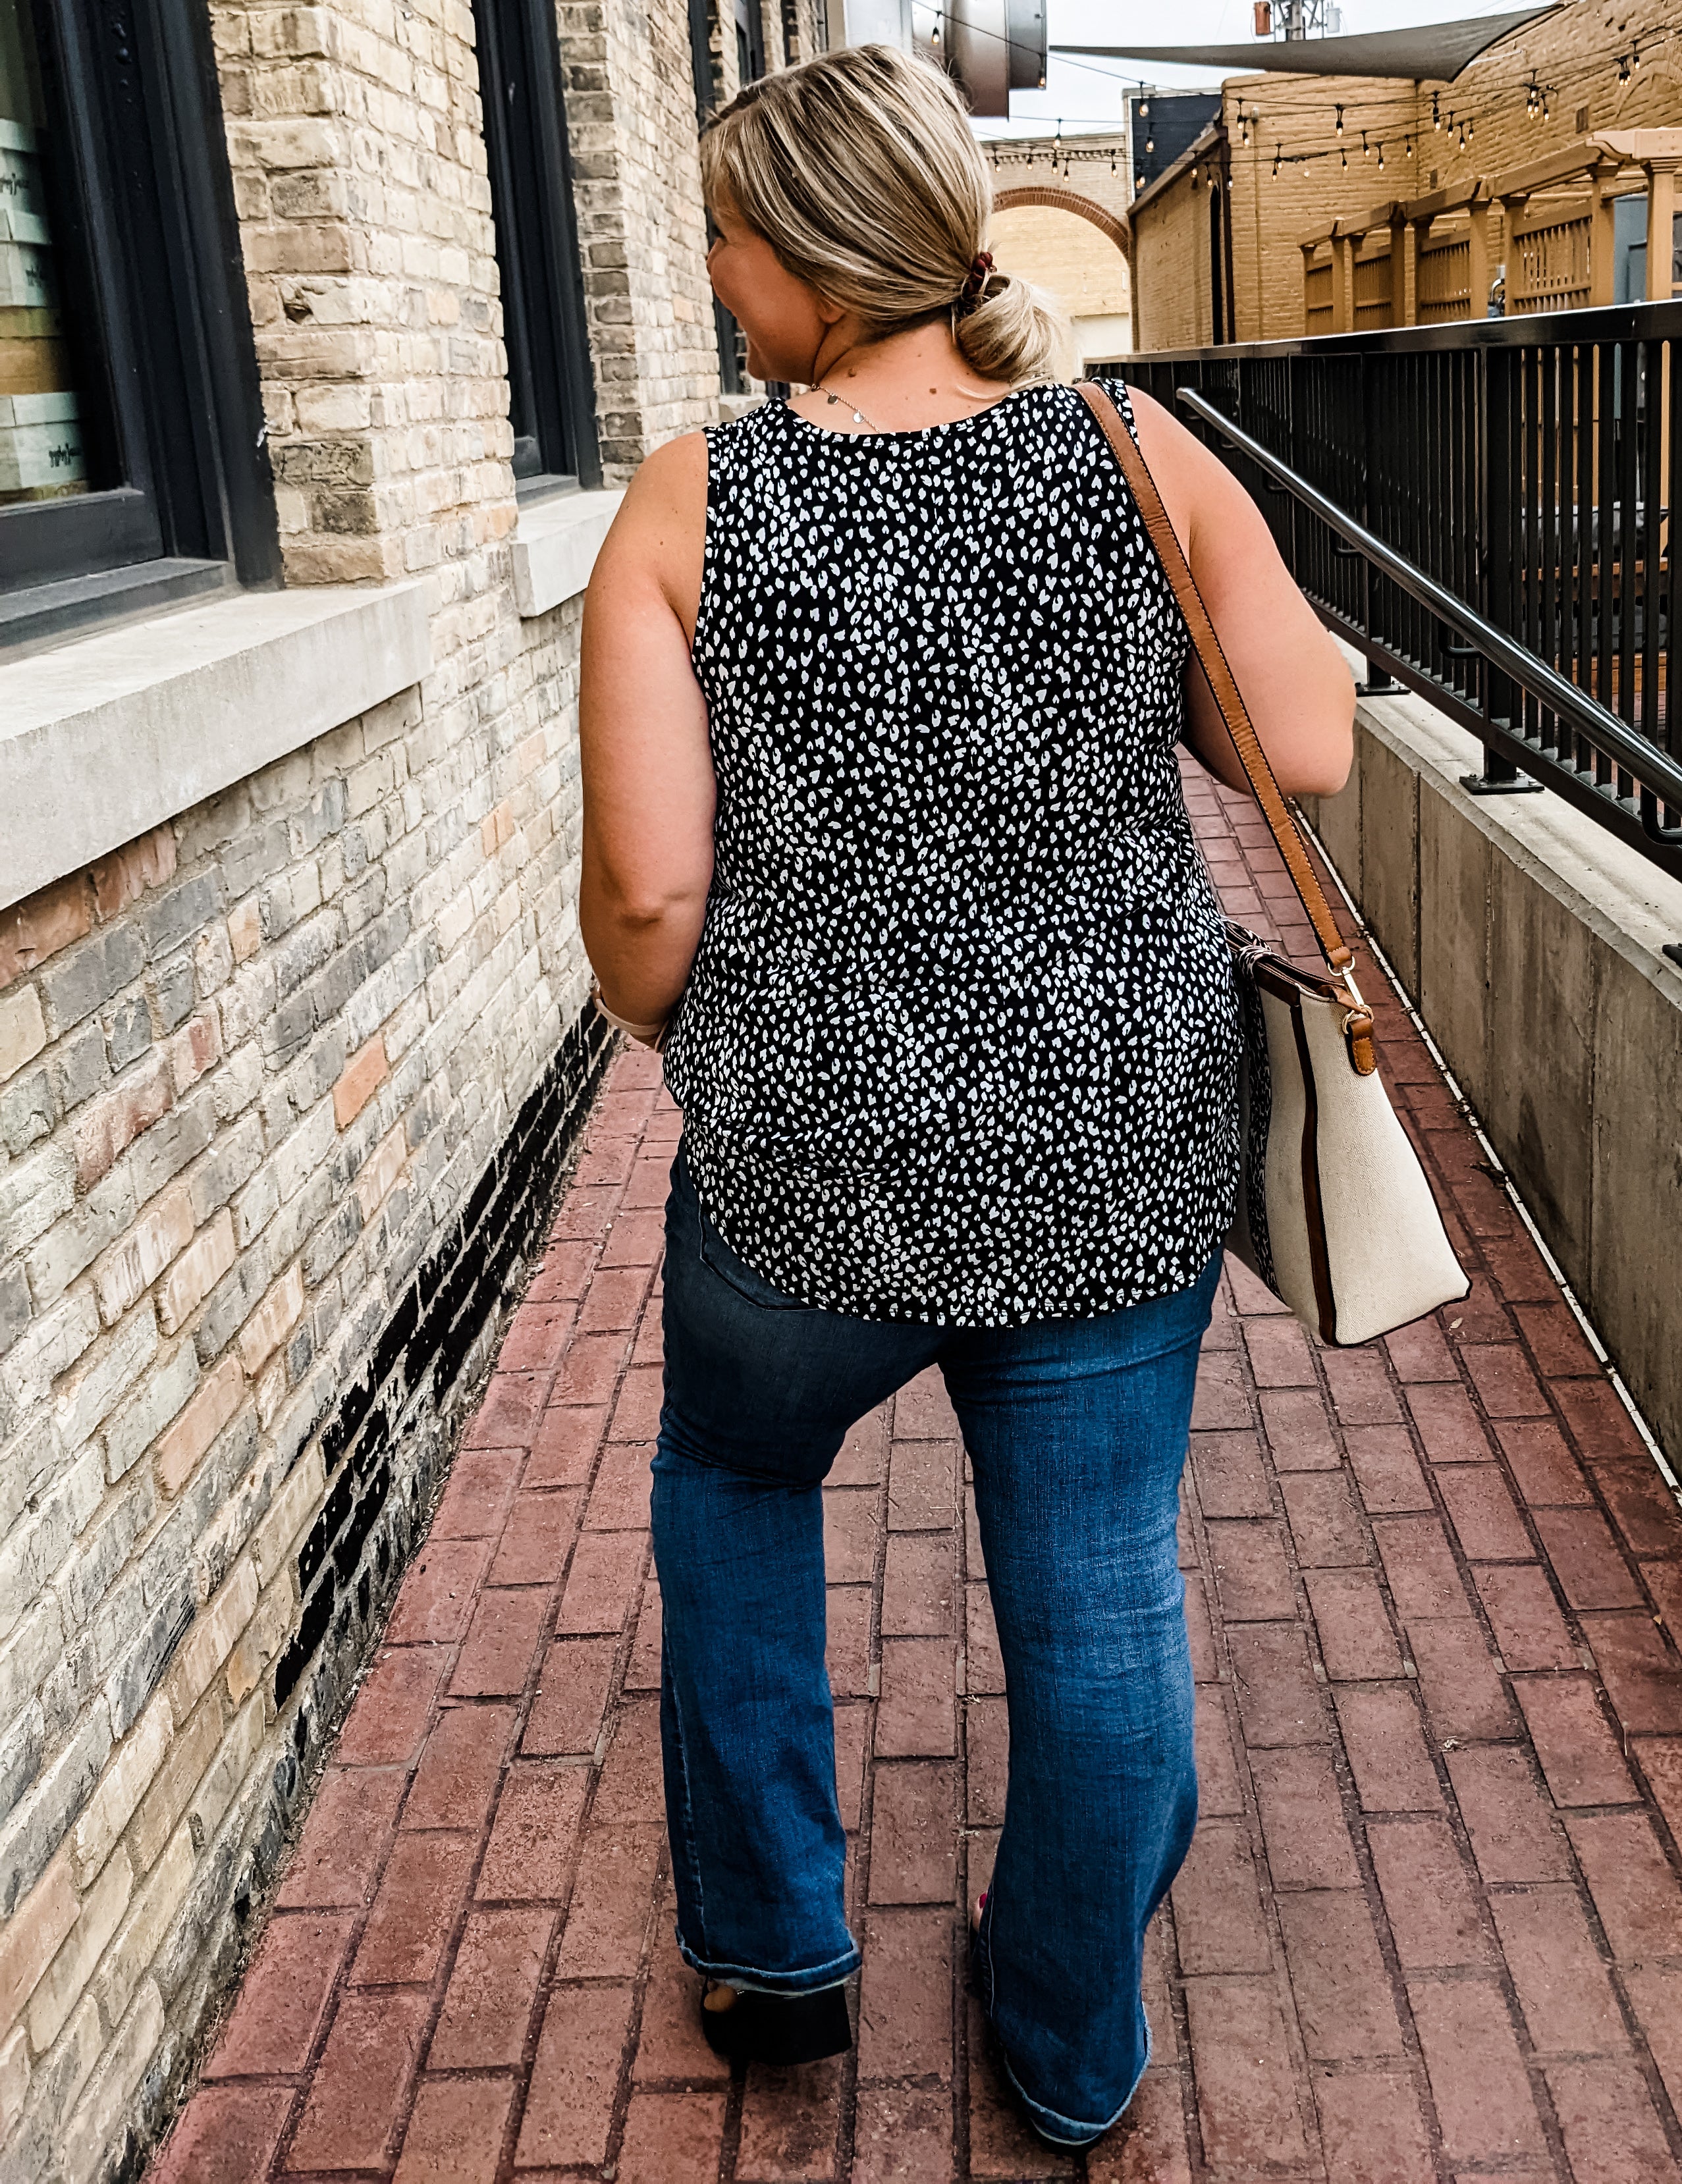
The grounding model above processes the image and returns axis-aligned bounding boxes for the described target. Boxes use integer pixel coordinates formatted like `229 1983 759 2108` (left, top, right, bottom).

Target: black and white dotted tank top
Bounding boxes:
662 378 1241 1327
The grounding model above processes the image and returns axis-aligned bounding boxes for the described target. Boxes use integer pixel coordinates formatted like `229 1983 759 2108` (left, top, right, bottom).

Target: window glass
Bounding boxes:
0 0 90 506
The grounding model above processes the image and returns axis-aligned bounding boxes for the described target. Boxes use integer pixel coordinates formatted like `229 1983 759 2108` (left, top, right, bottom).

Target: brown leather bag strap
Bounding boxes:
1075 379 1354 978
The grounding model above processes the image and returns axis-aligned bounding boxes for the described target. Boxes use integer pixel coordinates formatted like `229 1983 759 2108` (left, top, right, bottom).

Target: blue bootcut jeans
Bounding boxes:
651 1148 1218 2147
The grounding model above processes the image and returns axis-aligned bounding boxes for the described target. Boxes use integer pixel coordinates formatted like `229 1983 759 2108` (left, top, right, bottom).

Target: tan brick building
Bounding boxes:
982 135 1133 359
1129 0 1682 348
0 0 813 2172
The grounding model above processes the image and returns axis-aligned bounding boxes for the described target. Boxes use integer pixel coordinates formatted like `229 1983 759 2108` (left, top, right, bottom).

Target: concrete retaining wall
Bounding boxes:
1298 688 1682 1466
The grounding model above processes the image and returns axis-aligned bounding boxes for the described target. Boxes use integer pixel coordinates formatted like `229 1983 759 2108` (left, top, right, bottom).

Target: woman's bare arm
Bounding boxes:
578 431 715 1028
1129 386 1354 801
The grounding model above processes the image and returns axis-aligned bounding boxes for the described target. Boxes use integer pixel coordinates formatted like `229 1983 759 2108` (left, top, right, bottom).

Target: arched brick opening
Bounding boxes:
992 186 1131 261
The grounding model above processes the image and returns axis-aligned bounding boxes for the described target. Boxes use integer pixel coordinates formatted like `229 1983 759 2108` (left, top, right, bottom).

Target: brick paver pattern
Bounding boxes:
155 769 1682 2182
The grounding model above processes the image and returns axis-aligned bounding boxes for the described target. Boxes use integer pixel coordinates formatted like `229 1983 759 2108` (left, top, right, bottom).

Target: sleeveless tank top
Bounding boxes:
661 377 1241 1327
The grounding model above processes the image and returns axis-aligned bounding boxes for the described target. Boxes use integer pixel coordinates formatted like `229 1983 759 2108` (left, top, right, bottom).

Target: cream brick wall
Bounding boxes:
560 0 724 471
0 585 602 2183
987 205 1130 336
0 0 732 2166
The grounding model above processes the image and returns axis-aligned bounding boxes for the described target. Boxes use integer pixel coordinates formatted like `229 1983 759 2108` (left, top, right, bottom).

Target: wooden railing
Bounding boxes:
1509 198 1592 314
1353 242 1394 328
1418 232 1471 323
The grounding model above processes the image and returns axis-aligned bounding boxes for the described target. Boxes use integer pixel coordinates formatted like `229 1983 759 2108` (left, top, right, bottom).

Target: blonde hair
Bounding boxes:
699 45 1077 388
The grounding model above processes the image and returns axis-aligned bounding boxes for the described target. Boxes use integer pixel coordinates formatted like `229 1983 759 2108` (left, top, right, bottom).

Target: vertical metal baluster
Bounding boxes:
1484 344 1515 745
1639 334 1665 799
1596 338 1618 784
1615 339 1640 804
1541 338 1560 764
1660 336 1669 816
1578 342 1594 774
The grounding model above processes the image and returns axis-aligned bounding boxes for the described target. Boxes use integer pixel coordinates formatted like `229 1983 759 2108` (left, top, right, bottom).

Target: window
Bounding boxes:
732 0 763 87
475 0 600 495
0 0 277 650
687 0 769 398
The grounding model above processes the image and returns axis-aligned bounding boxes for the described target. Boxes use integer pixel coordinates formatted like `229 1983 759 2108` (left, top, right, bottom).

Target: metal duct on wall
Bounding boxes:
939 0 1046 115
830 0 1044 116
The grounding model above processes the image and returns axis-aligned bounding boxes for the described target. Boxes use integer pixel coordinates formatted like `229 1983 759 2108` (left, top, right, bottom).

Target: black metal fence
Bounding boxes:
1114 303 1682 884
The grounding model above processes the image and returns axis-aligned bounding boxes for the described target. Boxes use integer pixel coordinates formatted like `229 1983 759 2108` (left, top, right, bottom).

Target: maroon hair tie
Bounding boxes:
958 250 996 313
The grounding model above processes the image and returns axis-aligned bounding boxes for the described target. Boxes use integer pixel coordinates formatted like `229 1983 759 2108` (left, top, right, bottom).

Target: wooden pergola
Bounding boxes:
1301 128 1682 329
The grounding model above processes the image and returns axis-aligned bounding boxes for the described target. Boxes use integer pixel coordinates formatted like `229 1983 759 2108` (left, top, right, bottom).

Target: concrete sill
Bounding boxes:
0 581 432 913
511 489 624 618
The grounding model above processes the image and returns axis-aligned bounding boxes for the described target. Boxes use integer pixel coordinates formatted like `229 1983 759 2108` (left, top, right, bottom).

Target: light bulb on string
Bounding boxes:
1335 102 1344 135
1361 128 1369 159
1432 92 1441 130
1340 144 1347 168
1466 115 1474 141
1376 141 1384 171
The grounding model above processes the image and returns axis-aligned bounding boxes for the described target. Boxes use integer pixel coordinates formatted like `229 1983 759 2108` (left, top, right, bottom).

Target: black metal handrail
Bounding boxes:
1176 387 1682 833
1120 302 1682 886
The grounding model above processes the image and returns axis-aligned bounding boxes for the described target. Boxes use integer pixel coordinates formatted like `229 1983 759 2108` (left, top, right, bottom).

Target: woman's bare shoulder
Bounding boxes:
591 429 709 629
614 429 710 537
1118 381 1256 550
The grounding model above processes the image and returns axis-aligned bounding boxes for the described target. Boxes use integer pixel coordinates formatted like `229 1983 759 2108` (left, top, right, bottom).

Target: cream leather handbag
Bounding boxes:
1077 382 1470 1346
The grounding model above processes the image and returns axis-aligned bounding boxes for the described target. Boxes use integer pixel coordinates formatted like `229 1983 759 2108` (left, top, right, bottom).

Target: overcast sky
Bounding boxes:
974 0 1540 137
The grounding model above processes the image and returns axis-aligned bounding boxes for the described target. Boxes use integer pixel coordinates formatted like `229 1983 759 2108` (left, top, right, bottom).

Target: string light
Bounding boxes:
1075 19 1682 201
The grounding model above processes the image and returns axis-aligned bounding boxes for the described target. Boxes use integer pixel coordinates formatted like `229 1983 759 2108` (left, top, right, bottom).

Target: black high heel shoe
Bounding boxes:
699 1980 854 2066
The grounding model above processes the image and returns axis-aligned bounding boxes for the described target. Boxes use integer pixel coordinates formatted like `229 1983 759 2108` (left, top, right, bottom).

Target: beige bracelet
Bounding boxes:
595 994 668 1049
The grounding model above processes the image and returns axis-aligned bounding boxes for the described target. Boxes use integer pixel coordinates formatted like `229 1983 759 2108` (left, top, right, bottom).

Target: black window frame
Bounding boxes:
474 0 601 496
1 0 280 652
688 0 771 399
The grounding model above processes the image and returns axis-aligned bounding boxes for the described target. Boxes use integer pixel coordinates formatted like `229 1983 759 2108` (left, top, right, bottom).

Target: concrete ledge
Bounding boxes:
510 489 624 618
1300 681 1682 1459
0 581 432 911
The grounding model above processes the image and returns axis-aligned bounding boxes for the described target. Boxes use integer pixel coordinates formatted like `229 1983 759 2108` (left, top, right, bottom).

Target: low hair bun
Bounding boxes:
700 45 1079 388
955 268 1076 385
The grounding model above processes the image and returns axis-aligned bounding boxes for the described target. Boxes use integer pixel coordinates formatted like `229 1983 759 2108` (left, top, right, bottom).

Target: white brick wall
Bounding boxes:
0 0 746 2161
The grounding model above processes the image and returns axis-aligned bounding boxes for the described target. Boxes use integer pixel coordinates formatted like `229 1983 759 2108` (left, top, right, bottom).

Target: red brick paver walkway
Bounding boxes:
155 772 1682 2183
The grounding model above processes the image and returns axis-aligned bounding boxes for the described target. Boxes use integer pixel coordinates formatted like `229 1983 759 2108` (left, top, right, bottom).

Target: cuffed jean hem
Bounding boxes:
674 1929 861 1996
1000 2020 1153 2150
975 1911 1153 2148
